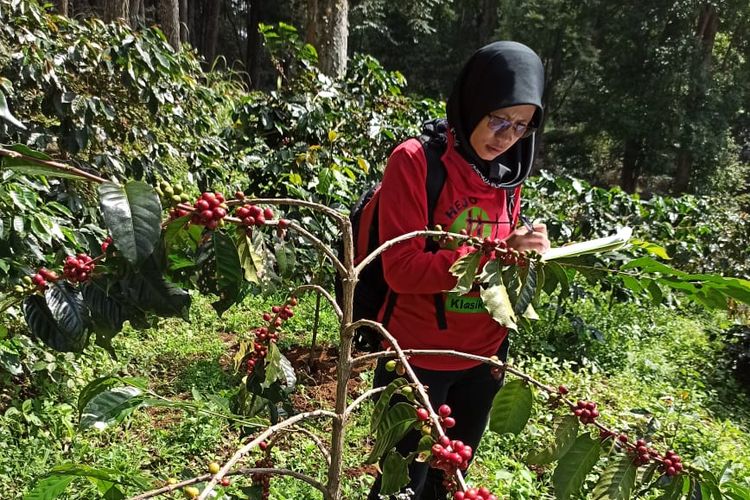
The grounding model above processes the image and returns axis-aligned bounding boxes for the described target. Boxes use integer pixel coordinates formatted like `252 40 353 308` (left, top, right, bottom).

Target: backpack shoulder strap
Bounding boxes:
419 133 449 330
423 141 447 229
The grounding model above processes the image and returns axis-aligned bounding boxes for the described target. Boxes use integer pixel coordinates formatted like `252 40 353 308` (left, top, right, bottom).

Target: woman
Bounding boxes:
368 41 550 499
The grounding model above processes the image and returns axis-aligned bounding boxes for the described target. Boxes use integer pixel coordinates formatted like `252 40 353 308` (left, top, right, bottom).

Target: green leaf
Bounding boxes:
514 261 537 317
263 342 283 389
477 259 502 285
78 376 148 416
552 434 602 500
22 474 74 500
380 449 411 495
366 402 416 464
543 262 570 297
119 271 190 320
211 231 244 314
23 283 90 353
79 386 144 430
0 90 26 129
526 414 579 465
449 251 482 295
489 379 533 435
480 284 517 330
81 281 129 338
237 228 266 283
98 181 162 265
631 239 671 259
371 378 409 434
590 454 638 499
275 241 296 278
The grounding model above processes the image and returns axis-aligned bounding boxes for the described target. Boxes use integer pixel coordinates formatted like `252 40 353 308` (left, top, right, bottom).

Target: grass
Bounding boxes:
1 290 749 499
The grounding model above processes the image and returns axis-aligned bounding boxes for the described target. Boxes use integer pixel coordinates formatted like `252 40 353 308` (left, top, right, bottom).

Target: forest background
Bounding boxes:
1 0 750 499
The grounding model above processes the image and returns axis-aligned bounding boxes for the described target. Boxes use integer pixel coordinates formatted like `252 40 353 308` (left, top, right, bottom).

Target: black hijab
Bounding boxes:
446 41 545 188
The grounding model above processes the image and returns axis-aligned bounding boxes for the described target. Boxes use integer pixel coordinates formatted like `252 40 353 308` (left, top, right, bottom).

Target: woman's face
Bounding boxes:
469 104 537 161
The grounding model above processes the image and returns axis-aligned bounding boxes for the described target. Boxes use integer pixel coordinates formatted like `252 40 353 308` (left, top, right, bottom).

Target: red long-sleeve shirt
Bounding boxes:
377 133 521 370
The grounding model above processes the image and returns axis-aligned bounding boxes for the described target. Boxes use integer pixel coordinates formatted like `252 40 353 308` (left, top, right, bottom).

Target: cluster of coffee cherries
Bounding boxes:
100 236 113 253
251 457 274 499
190 192 228 229
245 297 297 376
168 206 191 220
31 268 59 291
661 450 684 476
384 359 407 376
430 435 472 473
155 179 191 207
453 487 498 500
63 254 95 283
572 400 599 424
629 438 657 466
236 203 273 227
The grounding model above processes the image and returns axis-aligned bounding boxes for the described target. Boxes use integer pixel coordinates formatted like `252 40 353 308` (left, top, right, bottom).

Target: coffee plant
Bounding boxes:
2 141 750 499
1 2 749 498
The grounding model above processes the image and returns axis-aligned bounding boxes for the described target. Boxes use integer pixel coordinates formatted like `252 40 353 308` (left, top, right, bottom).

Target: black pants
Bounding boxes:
367 339 509 500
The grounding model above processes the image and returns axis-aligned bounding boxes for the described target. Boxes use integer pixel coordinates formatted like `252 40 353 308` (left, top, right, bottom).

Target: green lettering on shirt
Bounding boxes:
445 294 486 314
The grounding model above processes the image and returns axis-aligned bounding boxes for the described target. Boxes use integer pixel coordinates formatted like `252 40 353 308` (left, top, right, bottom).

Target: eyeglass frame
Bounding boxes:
486 113 536 139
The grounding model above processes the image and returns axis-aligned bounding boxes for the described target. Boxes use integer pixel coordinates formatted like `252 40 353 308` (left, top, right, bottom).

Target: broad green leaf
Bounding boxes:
371 378 409 434
237 228 266 283
481 284 517 330
489 379 532 435
526 415 579 465
119 272 190 319
23 283 90 353
0 90 26 129
211 231 244 314
449 251 481 295
552 434 602 500
263 342 283 389
366 402 416 464
214 232 243 291
590 454 638 499
22 474 74 500
275 241 296 279
477 259 502 285
79 386 144 430
514 261 537 317
621 256 686 276
631 239 671 259
81 281 129 338
77 376 148 416
621 275 643 293
380 450 410 495
98 181 162 265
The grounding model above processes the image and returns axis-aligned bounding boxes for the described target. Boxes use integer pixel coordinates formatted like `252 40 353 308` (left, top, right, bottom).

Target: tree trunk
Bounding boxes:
476 0 498 46
52 0 68 15
179 0 189 43
621 138 640 193
103 0 129 22
203 0 221 68
246 0 264 87
157 0 181 50
311 0 348 77
188 0 201 50
305 0 319 46
673 3 719 193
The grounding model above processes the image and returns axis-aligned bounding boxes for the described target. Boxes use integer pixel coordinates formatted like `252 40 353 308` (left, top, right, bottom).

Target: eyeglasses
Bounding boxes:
487 113 536 139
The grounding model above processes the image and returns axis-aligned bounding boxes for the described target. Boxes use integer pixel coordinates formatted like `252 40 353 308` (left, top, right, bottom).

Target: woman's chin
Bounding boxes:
483 145 507 159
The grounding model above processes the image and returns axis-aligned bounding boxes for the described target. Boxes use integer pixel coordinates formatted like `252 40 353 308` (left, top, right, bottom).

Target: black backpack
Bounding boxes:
335 120 450 352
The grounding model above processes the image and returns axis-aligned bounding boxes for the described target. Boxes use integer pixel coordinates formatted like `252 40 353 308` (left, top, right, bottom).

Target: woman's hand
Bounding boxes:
505 223 550 254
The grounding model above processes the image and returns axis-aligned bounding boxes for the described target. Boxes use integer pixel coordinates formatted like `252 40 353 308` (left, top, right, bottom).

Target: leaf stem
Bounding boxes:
0 147 110 184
